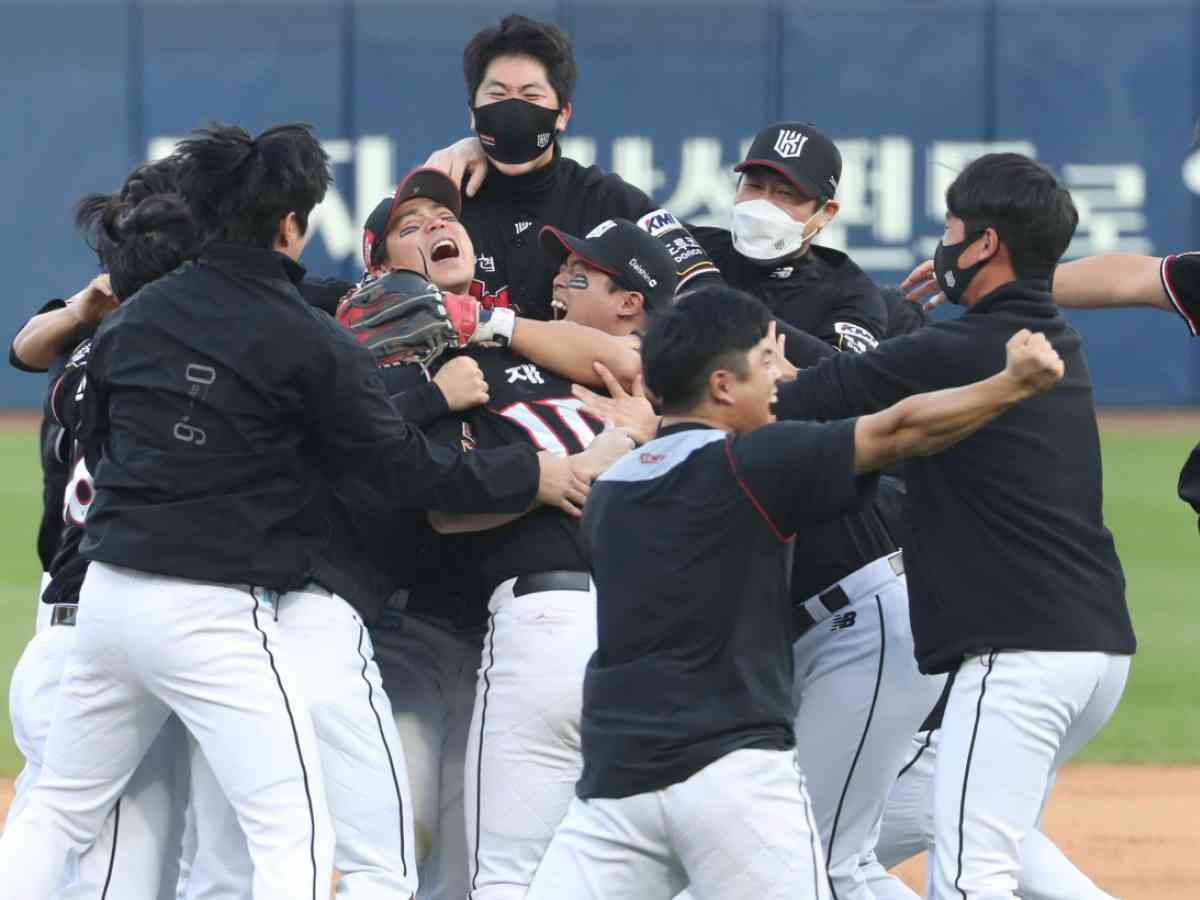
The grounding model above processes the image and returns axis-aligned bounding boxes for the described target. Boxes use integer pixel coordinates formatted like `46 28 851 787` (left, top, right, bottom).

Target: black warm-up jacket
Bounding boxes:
775 278 1136 674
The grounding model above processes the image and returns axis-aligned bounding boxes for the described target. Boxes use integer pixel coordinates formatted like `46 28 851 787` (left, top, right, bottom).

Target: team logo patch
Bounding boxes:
537 132 552 149
944 271 957 288
477 254 496 273
586 219 618 239
834 322 879 354
514 221 533 235
639 452 665 464
773 129 809 159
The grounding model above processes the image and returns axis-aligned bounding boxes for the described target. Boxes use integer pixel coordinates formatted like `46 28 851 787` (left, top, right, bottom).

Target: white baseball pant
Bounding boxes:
176 734 252 900
860 729 1119 900
790 553 944 900
0 562 335 900
8 580 187 900
928 650 1130 900
528 748 831 900
173 584 418 900
464 573 596 900
374 612 480 900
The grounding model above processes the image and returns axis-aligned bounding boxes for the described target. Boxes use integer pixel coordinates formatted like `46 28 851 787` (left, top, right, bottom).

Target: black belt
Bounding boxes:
793 585 850 638
50 604 77 627
512 570 591 597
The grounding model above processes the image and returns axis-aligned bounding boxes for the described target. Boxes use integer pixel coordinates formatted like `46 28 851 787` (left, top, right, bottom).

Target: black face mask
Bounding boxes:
933 229 986 305
472 98 560 165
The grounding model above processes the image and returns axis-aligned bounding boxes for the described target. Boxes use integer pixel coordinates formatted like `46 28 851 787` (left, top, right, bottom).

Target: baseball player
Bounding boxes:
582 126 939 900
323 166 645 900
411 218 671 900
773 153 1135 900
423 14 656 318
0 121 595 900
4 165 198 900
527 284 1065 900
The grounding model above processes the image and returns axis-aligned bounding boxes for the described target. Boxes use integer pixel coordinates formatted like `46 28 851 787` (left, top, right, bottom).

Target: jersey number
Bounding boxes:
498 398 601 456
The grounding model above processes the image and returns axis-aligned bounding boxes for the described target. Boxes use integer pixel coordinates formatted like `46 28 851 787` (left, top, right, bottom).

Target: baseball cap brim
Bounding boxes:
733 159 827 200
538 226 624 280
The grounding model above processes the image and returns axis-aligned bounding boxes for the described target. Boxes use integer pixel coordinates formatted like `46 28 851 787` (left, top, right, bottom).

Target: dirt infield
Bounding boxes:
0 765 1193 897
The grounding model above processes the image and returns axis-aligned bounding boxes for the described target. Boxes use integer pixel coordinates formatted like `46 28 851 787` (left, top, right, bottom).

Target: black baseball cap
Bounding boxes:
539 218 678 308
361 167 463 270
734 121 841 200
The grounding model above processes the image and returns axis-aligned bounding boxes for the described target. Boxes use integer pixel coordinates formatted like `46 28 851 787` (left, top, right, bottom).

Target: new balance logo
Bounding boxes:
514 221 533 235
773 129 809 159
830 611 857 631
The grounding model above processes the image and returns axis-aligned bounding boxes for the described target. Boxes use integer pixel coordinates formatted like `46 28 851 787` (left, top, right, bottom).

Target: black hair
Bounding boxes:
175 121 331 249
74 155 182 246
463 15 578 107
642 285 772 414
75 192 199 301
945 152 1078 280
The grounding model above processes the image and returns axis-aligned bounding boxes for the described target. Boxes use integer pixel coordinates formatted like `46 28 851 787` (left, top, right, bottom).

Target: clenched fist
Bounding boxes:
433 356 490 411
1004 329 1065 396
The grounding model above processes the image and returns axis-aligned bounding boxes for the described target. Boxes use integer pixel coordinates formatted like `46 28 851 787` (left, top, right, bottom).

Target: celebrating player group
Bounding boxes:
4 13 1199 900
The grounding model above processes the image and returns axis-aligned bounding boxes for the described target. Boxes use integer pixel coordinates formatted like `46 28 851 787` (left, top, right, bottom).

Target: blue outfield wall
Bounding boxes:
2 0 1198 407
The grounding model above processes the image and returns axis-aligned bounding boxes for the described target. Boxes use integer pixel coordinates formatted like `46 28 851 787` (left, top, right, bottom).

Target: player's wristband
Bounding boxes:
472 306 516 346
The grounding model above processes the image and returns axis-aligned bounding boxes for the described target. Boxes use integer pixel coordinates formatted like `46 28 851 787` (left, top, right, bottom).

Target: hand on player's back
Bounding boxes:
536 451 592 518
571 423 636 481
1003 329 1065 396
434 355 490 411
572 362 660 445
73 274 119 323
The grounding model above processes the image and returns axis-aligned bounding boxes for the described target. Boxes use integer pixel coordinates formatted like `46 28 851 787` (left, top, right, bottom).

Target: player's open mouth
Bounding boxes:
551 289 569 318
430 239 460 263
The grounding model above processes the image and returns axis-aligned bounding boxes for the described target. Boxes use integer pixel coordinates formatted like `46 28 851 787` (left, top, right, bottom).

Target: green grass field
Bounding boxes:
0 425 1195 775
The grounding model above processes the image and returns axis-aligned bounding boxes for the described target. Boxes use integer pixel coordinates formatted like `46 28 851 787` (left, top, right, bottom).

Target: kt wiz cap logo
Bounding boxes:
773 129 809 159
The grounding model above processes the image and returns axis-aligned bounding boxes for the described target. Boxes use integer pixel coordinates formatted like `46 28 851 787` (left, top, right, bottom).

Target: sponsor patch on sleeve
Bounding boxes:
834 321 879 353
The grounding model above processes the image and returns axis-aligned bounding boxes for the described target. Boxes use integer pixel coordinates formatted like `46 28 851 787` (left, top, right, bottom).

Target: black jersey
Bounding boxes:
41 338 95 607
426 346 605 595
461 146 654 320
775 280 1134 675
10 298 86 570
692 228 887 351
1160 253 1200 528
577 419 877 799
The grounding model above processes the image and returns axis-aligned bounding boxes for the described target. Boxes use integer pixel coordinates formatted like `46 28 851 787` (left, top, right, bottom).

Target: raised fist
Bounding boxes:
1004 329 1065 396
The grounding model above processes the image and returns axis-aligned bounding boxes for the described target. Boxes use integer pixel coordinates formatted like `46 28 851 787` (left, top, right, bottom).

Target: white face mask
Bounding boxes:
731 197 828 264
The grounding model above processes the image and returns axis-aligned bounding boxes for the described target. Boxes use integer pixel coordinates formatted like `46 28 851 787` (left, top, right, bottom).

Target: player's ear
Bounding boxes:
273 212 296 253
556 102 572 133
708 367 736 407
619 291 645 317
817 199 840 226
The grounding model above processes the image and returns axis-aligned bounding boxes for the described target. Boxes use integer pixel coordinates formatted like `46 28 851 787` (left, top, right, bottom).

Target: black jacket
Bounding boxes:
461 146 654 320
694 229 887 351
80 243 540 594
775 279 1134 673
